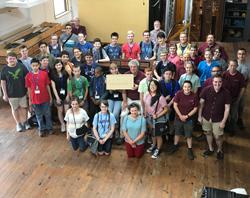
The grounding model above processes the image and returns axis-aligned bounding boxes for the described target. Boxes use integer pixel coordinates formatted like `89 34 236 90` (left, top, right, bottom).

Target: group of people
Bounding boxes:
0 19 249 161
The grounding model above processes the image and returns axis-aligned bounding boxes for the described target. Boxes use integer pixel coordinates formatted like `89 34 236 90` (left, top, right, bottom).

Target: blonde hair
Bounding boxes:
127 30 134 36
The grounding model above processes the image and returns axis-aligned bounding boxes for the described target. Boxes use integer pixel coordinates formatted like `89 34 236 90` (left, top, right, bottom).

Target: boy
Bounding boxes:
25 58 53 137
152 32 168 61
67 66 89 109
89 67 108 120
48 34 62 58
1 52 30 132
61 50 74 77
122 30 140 60
40 56 50 74
36 41 55 69
139 30 154 60
76 33 93 55
104 32 122 60
19 45 32 72
82 52 99 82
92 38 110 63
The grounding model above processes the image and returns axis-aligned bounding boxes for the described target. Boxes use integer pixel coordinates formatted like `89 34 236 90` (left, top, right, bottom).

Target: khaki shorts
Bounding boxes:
9 95 28 111
202 118 224 137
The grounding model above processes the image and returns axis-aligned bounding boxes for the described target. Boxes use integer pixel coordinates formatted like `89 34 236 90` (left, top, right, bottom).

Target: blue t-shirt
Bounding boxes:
121 115 146 145
140 41 154 60
93 112 116 138
198 60 219 86
104 44 121 60
76 42 93 55
159 79 181 98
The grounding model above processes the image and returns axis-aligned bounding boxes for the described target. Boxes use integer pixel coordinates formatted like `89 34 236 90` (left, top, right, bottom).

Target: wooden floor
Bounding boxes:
0 43 250 198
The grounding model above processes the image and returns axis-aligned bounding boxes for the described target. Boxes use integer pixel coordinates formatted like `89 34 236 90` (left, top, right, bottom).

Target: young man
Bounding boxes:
67 66 89 109
59 23 78 59
61 50 74 77
199 74 230 160
36 41 55 69
139 30 154 60
76 33 93 55
223 60 246 135
39 56 50 74
152 32 168 62
92 38 110 63
122 30 140 60
19 45 32 72
236 48 250 129
176 32 191 57
1 52 30 132
104 32 122 60
25 58 53 137
138 67 155 115
81 52 98 82
150 20 166 45
48 34 62 58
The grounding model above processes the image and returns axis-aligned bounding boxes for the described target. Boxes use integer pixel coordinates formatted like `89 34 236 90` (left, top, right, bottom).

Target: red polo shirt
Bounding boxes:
122 43 140 60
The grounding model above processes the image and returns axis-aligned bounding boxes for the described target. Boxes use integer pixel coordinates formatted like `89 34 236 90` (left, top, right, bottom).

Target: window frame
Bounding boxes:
53 0 69 19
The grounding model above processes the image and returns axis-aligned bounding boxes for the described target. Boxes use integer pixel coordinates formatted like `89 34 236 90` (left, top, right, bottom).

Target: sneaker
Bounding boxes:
203 149 214 157
217 151 224 160
61 124 66 133
167 144 179 154
187 148 194 160
24 122 31 130
48 130 54 135
151 148 160 159
146 144 156 153
38 130 45 137
16 123 23 132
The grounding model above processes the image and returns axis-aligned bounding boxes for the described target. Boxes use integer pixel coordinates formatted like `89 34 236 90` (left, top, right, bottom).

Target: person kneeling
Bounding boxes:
92 100 116 156
64 97 89 152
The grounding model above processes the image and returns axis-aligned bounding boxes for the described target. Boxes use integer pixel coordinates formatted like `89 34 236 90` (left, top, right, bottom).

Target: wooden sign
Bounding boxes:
106 74 134 90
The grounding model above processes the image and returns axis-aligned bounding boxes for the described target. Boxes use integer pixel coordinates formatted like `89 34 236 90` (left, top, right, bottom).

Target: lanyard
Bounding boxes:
142 42 151 57
128 43 134 57
100 113 109 130
32 71 40 89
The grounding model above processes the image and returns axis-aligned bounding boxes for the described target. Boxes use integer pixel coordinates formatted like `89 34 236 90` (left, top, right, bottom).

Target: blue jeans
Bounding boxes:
32 102 52 131
70 136 87 151
108 100 122 123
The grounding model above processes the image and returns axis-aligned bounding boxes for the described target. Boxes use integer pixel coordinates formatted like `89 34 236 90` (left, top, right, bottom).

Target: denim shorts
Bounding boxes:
174 118 193 137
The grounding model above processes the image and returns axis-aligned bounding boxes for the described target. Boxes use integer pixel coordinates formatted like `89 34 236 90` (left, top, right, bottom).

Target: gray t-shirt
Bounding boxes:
237 62 250 81
60 33 78 58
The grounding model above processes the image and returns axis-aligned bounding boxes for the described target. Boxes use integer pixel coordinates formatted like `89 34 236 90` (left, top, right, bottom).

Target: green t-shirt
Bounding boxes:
68 76 89 99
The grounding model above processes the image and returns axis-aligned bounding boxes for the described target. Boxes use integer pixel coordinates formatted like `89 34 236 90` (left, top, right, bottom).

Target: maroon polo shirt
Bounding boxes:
203 77 230 90
223 71 246 102
173 90 199 119
125 70 145 100
72 25 87 35
198 42 228 61
200 86 231 122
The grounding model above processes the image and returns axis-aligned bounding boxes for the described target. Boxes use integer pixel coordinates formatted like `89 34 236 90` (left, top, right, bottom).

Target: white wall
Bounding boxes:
0 0 78 38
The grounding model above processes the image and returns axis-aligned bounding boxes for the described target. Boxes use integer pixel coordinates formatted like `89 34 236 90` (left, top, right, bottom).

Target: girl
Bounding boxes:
179 61 200 93
122 103 146 158
169 81 198 160
92 100 116 155
51 60 69 132
144 80 168 159
64 97 89 152
106 63 123 144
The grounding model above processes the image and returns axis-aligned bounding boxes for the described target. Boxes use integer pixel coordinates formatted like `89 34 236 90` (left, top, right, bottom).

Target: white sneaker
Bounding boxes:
151 149 160 159
24 122 31 130
61 124 66 132
16 123 23 132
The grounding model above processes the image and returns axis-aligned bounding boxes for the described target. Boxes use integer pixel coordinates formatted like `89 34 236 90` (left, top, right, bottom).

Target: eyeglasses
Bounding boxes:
212 70 220 72
66 27 72 29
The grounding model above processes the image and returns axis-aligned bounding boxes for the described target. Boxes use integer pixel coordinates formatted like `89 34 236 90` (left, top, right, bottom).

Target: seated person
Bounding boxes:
36 41 55 69
81 52 99 82
150 20 166 45
92 100 116 156
151 32 168 62
49 34 62 58
176 32 191 57
71 47 85 69
212 47 228 72
71 17 87 35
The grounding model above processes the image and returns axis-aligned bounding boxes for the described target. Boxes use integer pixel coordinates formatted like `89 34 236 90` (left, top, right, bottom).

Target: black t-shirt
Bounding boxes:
107 90 123 101
156 61 176 77
0 63 28 97
50 72 69 100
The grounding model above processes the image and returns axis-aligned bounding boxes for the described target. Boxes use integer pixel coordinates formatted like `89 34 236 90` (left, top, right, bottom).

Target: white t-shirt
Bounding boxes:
64 108 89 138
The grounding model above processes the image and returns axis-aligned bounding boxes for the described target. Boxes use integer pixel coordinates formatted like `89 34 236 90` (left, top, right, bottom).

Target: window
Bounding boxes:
53 0 69 18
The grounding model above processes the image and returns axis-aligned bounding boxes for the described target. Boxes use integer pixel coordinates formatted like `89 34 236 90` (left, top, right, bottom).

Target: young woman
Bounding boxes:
179 61 200 93
64 97 89 152
169 81 198 160
106 63 123 144
122 103 146 158
92 100 116 156
144 80 168 159
213 47 228 72
51 60 70 132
